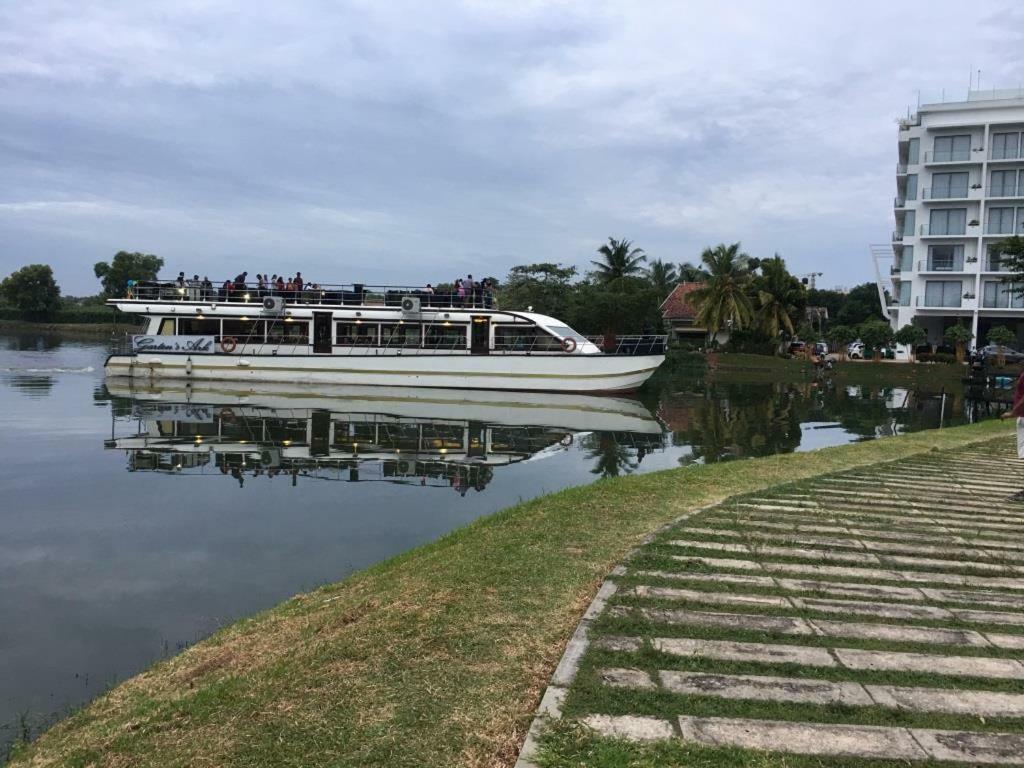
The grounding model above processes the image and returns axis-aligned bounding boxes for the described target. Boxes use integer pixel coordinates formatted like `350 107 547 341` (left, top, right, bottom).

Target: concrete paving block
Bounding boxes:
581 714 675 742
953 609 1024 627
598 667 656 690
883 554 1018 574
986 632 1024 650
833 648 1024 680
592 636 642 652
755 545 881 564
809 618 991 647
634 607 813 636
684 527 743 538
866 685 1024 717
776 578 926 602
651 637 836 668
667 539 750 554
789 596 953 621
633 569 778 588
670 555 764 571
660 670 874 706
913 727 1024 764
920 588 1024 610
676 715 928 759
633 585 790 609
761 561 911 582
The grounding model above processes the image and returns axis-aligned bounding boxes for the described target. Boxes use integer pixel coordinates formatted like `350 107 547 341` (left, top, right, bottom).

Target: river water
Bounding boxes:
0 332 990 752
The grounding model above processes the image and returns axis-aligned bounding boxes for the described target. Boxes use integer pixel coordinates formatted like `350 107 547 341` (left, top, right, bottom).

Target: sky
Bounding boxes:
2 1 1024 295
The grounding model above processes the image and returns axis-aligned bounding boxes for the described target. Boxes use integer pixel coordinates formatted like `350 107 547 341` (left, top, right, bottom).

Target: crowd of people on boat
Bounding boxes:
127 270 498 308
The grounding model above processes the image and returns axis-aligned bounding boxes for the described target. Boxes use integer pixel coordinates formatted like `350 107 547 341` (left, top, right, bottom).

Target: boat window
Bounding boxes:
222 320 266 342
336 322 378 346
493 325 562 352
266 320 309 344
380 322 422 348
158 318 175 335
177 318 221 336
424 323 468 350
545 324 588 343
421 424 465 449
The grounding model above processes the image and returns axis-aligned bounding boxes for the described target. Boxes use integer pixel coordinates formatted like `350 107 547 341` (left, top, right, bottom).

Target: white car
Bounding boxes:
847 341 865 359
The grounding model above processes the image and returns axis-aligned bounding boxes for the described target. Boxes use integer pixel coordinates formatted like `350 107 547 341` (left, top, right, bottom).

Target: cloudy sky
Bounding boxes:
2 1 1024 295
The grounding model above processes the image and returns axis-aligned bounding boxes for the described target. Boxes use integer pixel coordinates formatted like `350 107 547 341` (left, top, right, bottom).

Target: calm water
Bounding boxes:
0 333 987 751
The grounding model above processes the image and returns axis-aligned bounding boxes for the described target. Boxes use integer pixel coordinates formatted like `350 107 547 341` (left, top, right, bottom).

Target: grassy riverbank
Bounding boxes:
0 320 141 337
6 419 1013 768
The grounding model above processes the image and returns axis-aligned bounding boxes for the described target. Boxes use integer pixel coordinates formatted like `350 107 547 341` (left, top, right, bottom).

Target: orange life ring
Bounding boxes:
220 336 238 354
562 337 577 353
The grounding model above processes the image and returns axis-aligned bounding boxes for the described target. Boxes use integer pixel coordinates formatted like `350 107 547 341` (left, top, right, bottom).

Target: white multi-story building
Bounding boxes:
887 88 1024 350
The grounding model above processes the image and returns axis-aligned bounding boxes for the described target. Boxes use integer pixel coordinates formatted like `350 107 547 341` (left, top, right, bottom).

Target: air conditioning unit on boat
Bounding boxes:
262 296 286 313
400 295 420 314
397 459 415 476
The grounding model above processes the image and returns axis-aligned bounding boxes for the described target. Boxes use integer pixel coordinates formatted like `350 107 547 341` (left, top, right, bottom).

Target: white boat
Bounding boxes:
104 281 666 392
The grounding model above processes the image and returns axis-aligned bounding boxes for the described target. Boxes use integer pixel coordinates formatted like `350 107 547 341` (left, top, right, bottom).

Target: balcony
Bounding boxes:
986 185 1023 199
923 149 979 164
894 196 906 209
896 163 908 175
989 148 1023 162
921 187 970 201
918 225 970 238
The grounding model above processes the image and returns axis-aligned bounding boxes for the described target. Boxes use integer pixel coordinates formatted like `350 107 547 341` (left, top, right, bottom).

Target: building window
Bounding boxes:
1019 207 1024 234
927 244 964 271
900 245 913 272
990 169 1018 197
903 210 915 236
907 137 920 165
933 134 971 162
928 208 966 235
905 174 918 200
987 207 1015 234
986 245 1005 272
991 132 1020 160
982 280 1024 308
899 282 911 306
924 280 963 307
930 172 968 198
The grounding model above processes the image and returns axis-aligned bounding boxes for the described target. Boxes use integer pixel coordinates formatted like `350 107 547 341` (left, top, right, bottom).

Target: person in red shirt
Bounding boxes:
1001 369 1024 501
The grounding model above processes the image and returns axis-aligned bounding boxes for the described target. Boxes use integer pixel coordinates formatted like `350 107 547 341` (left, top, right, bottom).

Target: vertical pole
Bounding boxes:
939 387 947 429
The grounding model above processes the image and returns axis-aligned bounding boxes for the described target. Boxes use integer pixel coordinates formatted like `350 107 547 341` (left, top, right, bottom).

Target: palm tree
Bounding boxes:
678 261 709 282
646 258 678 299
687 243 753 343
755 254 804 341
591 237 646 283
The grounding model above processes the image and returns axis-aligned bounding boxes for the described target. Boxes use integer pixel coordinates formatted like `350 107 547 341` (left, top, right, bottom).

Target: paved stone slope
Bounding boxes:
523 437 1024 765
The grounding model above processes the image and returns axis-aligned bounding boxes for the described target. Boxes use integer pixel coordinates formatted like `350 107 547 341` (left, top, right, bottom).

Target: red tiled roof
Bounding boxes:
660 282 701 320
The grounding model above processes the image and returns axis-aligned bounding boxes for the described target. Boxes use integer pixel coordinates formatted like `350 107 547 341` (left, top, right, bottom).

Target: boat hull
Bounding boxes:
104 352 664 393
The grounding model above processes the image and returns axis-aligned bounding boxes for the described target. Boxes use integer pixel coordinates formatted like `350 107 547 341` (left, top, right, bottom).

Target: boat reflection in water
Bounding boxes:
104 381 665 491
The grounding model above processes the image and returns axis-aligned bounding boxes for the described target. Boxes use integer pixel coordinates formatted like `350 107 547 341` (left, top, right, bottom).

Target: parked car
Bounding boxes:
814 342 829 356
977 344 1024 364
847 341 865 360
787 340 807 356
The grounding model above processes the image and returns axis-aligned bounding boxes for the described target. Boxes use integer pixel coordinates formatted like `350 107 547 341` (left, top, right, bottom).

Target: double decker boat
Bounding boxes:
104 280 667 392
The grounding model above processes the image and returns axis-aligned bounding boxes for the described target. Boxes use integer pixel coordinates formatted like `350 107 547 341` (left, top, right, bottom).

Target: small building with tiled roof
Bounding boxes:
660 282 707 340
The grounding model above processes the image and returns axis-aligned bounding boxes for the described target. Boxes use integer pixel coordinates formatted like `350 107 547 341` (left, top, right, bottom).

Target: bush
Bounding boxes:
724 328 777 355
917 352 959 364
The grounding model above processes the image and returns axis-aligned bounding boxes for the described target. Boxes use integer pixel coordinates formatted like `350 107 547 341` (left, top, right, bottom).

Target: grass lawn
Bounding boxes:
6 419 1014 768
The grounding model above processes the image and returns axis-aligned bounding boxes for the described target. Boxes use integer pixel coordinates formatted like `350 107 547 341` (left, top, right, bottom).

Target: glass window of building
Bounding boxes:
987 207 1015 234
983 280 1024 308
927 244 964 271
990 169 1018 197
899 282 911 306
933 134 971 162
930 172 968 198
905 174 918 200
924 280 963 307
928 208 966 235
991 132 1020 160
907 137 920 165
903 210 915 236
899 245 913 272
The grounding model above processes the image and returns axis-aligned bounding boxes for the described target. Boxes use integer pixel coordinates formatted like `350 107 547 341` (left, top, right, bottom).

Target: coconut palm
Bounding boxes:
646 258 678 299
755 254 805 341
591 237 646 283
678 261 709 282
688 243 754 342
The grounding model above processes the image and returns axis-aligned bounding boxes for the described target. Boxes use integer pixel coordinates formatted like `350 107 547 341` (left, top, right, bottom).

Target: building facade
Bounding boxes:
888 89 1024 351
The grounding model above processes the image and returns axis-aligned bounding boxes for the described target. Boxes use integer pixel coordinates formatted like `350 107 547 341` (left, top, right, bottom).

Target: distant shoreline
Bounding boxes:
0 319 143 337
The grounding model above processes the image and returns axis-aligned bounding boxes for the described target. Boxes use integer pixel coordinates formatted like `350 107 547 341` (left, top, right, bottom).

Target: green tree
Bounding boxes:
894 323 926 362
943 323 973 363
0 264 62 319
678 261 709 282
995 235 1024 288
807 288 845 329
499 263 576 317
752 254 807 346
646 258 678 300
987 324 1017 367
566 277 662 340
836 282 886 327
94 251 164 297
591 237 646 283
825 324 857 360
858 319 895 361
688 243 753 344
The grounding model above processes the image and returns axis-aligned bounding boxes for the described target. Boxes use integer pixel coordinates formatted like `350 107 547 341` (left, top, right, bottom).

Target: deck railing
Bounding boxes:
587 335 668 356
